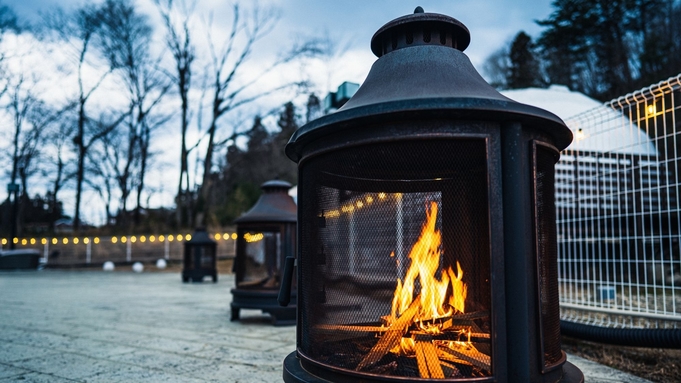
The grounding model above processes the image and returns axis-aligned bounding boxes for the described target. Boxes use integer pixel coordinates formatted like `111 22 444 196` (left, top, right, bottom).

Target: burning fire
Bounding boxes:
387 201 468 354
318 199 491 378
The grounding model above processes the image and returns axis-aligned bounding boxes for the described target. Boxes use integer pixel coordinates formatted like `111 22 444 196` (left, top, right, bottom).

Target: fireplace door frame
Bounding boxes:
295 120 508 382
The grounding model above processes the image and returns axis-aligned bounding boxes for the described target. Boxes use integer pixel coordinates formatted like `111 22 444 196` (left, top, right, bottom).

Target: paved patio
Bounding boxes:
0 270 650 382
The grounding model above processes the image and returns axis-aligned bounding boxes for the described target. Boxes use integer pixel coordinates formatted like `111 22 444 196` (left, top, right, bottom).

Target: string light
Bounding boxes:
52 238 58 245
13 238 18 244
121 236 127 243
62 238 68 244
168 235 174 242
222 233 229 240
177 234 183 241
214 233 221 240
149 235 155 242
140 236 146 243
159 235 165 242
112 237 118 244
231 233 237 240
41 238 47 245
94 237 100 244
244 232 264 242
21 239 27 245
185 234 192 241
131 236 137 243
647 104 656 115
84 238 90 244
30 238 36 245
73 238 79 244
1 238 6 245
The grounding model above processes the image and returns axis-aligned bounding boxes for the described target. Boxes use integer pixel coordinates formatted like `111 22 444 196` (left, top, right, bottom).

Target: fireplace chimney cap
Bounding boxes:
370 7 470 57
233 179 297 224
261 179 292 192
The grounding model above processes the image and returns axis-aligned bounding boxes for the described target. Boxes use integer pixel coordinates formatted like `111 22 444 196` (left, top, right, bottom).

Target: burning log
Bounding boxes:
356 295 421 371
413 333 445 378
437 344 491 372
314 324 387 334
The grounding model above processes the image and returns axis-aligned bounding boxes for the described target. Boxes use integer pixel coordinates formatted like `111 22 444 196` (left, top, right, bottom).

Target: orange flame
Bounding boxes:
389 201 467 337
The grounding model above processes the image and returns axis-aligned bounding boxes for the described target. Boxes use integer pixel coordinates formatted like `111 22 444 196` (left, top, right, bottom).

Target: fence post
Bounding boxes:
164 237 170 260
126 239 131 262
86 239 92 264
43 240 49 264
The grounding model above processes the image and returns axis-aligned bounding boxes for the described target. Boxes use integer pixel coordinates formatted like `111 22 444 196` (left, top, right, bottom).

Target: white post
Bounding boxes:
44 241 49 264
164 237 170 260
86 240 92 264
126 239 131 262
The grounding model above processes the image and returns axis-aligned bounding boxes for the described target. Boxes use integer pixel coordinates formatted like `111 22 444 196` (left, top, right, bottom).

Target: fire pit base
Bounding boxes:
230 289 296 326
283 352 584 383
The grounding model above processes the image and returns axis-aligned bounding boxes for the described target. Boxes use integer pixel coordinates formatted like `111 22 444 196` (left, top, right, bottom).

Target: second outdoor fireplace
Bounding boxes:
280 7 583 383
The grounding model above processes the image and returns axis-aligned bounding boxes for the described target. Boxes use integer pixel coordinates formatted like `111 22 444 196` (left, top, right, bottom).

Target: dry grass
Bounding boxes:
562 336 681 383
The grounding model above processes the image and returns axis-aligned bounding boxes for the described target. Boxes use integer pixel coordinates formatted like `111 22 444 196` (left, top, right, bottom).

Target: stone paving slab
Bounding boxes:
0 270 651 382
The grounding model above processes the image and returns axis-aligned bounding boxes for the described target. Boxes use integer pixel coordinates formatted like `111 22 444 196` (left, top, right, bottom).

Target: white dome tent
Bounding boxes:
501 85 657 155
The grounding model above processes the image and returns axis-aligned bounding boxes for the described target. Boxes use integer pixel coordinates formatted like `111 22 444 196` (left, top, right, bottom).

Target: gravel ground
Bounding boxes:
562 336 681 383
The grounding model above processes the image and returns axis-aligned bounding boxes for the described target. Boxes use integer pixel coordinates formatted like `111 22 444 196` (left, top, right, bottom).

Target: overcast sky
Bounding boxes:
12 0 556 87
4 0 558 225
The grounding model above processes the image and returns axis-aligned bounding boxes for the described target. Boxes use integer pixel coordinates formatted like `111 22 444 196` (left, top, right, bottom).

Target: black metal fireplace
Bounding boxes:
278 7 583 383
231 180 297 325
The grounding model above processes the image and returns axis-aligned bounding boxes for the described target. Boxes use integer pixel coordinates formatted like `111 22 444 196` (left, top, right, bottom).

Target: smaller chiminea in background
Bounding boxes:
231 180 297 325
182 228 217 283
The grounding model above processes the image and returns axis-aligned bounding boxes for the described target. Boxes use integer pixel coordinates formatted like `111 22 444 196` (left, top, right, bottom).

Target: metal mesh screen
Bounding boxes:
534 144 563 367
299 139 492 379
237 231 281 289
557 74 681 328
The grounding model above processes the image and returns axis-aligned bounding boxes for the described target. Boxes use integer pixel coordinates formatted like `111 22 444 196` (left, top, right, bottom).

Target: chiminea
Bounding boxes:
278 7 583 383
231 180 297 325
182 228 217 283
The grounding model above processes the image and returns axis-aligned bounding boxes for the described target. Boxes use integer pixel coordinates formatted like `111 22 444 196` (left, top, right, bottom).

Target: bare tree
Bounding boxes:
0 2 20 99
42 4 116 231
98 0 172 225
482 46 510 89
154 0 196 227
3 75 64 241
86 127 120 227
197 3 325 225
43 119 77 229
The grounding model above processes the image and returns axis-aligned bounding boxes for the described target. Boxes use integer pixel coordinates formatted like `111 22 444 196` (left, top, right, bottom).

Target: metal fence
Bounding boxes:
557 74 681 329
0 232 237 266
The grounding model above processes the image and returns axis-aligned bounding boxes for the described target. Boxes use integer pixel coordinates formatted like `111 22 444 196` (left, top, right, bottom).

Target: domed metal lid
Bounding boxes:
233 180 297 224
371 6 470 57
286 7 572 162
186 228 216 245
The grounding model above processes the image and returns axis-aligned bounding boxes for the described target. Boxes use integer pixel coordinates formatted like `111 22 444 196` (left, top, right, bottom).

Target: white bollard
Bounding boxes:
103 261 115 271
156 259 167 269
132 262 144 273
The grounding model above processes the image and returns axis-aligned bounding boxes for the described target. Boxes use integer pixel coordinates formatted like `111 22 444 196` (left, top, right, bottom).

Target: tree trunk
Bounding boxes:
74 98 86 232
176 71 190 228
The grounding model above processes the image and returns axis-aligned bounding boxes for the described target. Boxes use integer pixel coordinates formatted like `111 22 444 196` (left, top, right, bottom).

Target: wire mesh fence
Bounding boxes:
558 74 681 329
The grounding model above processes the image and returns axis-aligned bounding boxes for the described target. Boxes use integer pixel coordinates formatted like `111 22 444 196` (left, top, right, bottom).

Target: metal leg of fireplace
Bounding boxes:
230 288 297 326
230 306 240 322
283 352 584 383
